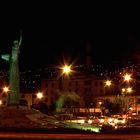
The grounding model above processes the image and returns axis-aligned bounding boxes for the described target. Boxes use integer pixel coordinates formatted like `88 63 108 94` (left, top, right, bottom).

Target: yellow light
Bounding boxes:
36 92 43 99
129 107 133 110
100 119 104 123
99 101 102 105
80 120 85 124
127 87 132 93
0 100 2 105
123 74 131 82
3 86 9 93
108 118 113 122
62 65 71 74
105 80 111 86
88 119 92 124
122 88 125 92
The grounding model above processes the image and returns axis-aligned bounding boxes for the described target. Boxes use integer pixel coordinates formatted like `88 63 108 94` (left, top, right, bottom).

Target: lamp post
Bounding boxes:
62 65 71 75
99 101 102 116
36 92 43 100
0 100 2 106
104 80 112 95
105 80 111 86
56 64 72 115
60 64 72 91
36 92 43 109
3 86 9 106
3 86 9 93
123 73 132 82
122 73 132 113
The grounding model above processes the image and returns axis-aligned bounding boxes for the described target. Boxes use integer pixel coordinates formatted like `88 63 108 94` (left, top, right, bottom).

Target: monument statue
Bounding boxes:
1 33 22 105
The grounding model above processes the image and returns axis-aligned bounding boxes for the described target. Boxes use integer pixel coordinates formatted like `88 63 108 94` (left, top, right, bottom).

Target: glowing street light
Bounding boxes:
99 101 102 105
36 92 43 99
105 80 112 86
3 86 9 93
59 64 72 92
104 80 112 95
122 87 132 93
123 73 131 82
0 100 2 105
62 65 71 75
122 88 126 93
127 87 132 93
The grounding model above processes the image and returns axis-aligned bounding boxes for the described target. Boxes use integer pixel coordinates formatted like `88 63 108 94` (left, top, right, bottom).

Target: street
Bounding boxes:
0 133 140 140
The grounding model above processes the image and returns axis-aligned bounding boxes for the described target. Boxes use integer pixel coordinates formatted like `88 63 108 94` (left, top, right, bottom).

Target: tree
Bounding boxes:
55 91 81 115
103 99 123 115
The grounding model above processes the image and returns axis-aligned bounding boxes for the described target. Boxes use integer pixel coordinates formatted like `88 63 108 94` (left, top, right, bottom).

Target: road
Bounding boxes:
0 133 140 140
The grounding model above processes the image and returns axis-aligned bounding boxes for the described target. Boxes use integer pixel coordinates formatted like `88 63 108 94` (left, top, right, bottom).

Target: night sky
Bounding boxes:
0 3 139 70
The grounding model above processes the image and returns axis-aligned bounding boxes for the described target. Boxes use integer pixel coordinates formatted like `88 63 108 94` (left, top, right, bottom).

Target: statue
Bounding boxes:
1 33 22 105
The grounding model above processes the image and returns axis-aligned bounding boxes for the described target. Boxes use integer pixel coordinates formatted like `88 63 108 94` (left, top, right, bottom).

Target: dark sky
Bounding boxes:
0 3 139 70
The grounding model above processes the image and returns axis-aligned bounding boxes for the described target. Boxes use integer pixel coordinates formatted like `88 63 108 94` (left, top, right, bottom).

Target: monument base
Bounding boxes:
0 106 58 129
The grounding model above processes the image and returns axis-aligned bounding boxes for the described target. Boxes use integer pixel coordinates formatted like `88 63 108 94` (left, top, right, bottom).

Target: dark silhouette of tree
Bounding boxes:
38 101 48 114
103 99 123 115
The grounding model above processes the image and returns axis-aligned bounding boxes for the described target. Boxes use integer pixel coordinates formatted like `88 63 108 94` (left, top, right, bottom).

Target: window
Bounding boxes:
100 89 103 93
95 81 98 86
84 88 91 93
100 81 103 86
75 89 79 93
68 82 71 86
51 82 54 88
84 80 91 85
75 81 78 86
32 94 36 98
21 95 25 98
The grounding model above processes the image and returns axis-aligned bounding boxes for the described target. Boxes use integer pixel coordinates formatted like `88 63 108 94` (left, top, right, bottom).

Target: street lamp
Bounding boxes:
104 80 112 95
105 80 112 87
2 86 10 106
121 87 133 113
122 87 132 94
99 101 102 105
3 86 9 93
99 101 102 116
127 87 132 93
62 65 72 75
59 64 72 91
0 100 2 105
123 73 132 82
122 88 126 93
36 92 43 99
